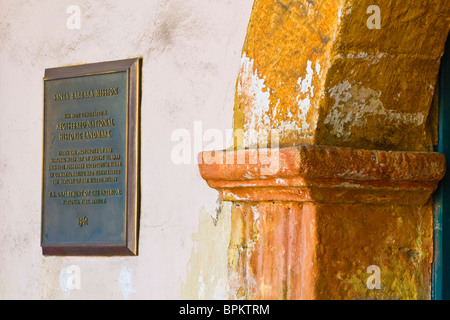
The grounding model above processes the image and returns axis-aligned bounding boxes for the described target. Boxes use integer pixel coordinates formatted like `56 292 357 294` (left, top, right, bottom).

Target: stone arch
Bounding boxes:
200 0 450 300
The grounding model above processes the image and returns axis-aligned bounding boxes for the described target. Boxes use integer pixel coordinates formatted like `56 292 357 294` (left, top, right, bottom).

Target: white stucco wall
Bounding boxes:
0 0 254 299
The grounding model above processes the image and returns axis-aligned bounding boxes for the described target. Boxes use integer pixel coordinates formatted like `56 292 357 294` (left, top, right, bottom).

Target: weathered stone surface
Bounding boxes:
199 145 446 204
228 202 316 300
234 0 450 151
199 145 445 299
234 0 341 148
199 0 450 300
227 201 433 300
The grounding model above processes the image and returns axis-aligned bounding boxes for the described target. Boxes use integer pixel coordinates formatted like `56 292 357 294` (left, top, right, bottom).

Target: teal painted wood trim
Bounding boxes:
433 36 450 300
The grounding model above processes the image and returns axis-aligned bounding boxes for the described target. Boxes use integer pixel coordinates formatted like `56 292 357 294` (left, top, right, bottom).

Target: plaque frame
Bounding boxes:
41 58 141 256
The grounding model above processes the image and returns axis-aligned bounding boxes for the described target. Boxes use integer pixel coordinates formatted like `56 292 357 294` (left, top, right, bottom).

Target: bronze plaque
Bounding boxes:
41 59 141 256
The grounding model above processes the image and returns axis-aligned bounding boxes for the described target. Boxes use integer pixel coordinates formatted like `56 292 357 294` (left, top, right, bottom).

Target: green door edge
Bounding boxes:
433 35 450 300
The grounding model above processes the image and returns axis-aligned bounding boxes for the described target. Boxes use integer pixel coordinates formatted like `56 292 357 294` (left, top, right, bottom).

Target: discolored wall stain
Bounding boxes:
181 202 232 299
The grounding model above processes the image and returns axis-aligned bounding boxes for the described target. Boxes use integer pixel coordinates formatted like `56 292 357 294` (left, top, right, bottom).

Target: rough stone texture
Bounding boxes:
199 145 446 204
226 201 433 300
314 203 433 300
199 145 445 299
199 0 450 301
234 0 450 151
228 202 316 300
234 0 342 148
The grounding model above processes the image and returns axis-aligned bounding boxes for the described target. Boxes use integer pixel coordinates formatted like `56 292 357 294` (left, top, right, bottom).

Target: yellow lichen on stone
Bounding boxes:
235 0 450 151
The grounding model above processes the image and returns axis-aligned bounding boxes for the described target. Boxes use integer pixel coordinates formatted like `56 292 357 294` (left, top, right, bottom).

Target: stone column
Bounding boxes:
199 146 445 299
199 0 450 299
